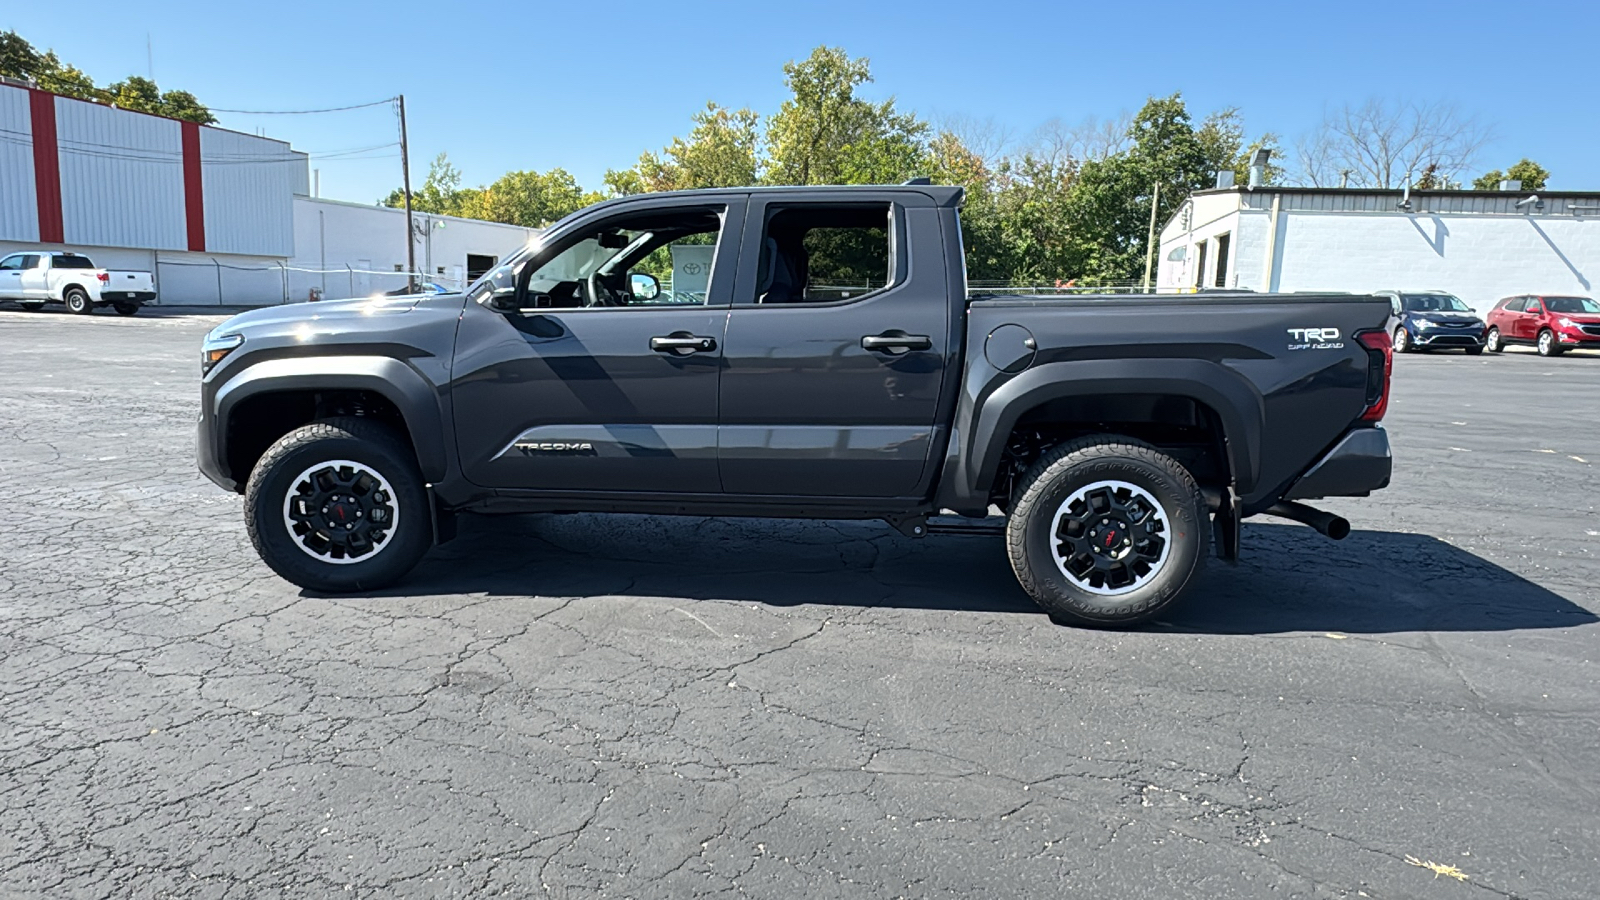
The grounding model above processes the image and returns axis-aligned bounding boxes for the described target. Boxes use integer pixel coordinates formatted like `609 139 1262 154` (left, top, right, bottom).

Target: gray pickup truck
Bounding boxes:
198 183 1393 626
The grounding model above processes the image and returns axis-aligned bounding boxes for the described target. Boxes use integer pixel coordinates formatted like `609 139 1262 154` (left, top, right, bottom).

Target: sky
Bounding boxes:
6 0 1598 205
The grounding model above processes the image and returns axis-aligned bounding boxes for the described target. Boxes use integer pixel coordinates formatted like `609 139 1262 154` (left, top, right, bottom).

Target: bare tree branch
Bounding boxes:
933 113 1015 168
1027 112 1133 167
1294 99 1494 189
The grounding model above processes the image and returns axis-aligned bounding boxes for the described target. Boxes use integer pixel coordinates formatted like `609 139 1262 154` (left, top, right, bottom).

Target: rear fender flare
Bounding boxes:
968 358 1265 499
212 355 447 481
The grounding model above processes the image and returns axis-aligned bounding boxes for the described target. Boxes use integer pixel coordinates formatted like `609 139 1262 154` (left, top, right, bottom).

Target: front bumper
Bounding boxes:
1412 328 1485 348
1555 329 1600 347
1283 426 1392 500
197 408 237 492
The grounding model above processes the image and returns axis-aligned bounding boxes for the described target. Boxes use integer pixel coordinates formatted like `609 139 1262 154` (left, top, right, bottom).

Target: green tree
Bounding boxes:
763 46 929 186
1063 93 1217 284
1473 158 1549 191
457 168 596 227
1195 107 1283 187
105 76 216 124
1 31 214 123
0 31 95 98
613 102 761 193
383 153 476 214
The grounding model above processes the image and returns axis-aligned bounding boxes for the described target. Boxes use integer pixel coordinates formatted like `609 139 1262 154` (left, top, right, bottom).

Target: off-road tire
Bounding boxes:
1007 436 1206 628
1485 327 1503 353
64 288 92 315
244 417 431 592
113 302 139 316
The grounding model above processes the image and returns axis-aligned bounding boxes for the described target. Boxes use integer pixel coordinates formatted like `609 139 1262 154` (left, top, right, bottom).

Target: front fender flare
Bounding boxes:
212 355 448 482
959 358 1266 504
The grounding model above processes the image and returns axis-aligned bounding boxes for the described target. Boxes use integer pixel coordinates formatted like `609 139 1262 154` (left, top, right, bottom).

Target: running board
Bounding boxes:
924 516 1007 537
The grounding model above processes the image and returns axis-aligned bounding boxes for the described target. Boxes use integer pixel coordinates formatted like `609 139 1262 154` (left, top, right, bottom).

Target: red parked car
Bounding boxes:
1485 295 1600 356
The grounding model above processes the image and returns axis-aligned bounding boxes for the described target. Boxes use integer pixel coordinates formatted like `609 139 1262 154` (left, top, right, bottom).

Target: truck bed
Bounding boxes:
951 291 1392 512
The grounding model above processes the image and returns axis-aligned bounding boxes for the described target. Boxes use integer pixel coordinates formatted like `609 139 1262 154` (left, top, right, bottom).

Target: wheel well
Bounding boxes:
62 283 87 299
224 389 416 488
992 393 1229 509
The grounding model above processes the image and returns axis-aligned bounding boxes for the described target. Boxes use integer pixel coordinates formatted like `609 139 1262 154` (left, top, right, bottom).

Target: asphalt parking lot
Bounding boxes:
1 307 1596 899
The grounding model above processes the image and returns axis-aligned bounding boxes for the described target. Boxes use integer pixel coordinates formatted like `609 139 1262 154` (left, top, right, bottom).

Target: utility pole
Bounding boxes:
398 94 417 293
1141 182 1161 292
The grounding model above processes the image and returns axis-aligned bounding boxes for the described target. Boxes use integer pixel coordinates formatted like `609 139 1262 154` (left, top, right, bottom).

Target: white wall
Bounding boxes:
288 198 538 302
1270 211 1598 314
200 128 298 257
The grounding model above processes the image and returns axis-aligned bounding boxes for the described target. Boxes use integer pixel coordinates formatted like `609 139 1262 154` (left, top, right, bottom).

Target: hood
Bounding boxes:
210 294 457 336
1409 311 1482 323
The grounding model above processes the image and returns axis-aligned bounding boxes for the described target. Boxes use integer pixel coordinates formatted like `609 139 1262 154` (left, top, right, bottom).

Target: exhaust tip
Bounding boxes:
1325 517 1351 540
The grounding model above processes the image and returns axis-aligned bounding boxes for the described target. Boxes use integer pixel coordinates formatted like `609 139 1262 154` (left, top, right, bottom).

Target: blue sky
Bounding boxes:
6 0 1597 204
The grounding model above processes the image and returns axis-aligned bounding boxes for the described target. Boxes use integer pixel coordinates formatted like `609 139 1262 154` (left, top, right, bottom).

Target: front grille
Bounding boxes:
1438 321 1477 328
1424 335 1479 346
1582 324 1600 337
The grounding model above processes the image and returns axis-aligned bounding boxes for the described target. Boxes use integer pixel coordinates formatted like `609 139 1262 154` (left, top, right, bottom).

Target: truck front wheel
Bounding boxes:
244 417 431 592
1007 436 1206 628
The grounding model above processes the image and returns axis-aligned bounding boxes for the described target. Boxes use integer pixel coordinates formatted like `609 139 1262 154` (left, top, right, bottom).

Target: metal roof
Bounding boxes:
1191 185 1600 216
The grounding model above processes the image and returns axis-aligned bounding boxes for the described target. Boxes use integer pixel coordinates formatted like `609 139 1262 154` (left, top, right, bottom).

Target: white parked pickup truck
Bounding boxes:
0 251 157 315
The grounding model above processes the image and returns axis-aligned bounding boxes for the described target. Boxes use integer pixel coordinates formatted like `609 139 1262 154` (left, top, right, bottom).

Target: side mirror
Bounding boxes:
629 272 662 301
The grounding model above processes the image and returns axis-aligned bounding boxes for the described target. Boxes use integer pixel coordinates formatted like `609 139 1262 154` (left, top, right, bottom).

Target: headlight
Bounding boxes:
1558 317 1577 329
201 332 243 374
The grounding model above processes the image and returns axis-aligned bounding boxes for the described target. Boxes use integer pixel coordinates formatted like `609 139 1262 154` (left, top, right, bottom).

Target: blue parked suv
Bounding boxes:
1377 290 1487 354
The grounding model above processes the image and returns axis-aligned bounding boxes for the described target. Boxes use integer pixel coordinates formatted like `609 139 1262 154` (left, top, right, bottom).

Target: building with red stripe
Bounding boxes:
1 82 536 306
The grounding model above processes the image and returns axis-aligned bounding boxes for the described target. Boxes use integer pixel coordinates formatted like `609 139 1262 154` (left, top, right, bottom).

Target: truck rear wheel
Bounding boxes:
64 288 92 315
1007 436 1206 628
113 302 139 316
244 417 431 593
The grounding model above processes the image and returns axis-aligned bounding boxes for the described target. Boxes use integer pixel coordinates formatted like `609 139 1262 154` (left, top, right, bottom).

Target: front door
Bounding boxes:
451 198 745 494
0 255 22 299
716 194 951 498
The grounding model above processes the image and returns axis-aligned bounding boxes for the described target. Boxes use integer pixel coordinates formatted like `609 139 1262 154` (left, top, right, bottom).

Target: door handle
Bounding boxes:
650 332 717 354
861 331 933 354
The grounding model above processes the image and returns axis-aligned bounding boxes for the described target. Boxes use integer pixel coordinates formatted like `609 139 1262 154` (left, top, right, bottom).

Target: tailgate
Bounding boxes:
106 271 155 292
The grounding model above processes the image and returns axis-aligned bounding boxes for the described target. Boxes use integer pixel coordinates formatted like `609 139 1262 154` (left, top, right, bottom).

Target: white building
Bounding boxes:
0 81 537 306
1156 186 1600 313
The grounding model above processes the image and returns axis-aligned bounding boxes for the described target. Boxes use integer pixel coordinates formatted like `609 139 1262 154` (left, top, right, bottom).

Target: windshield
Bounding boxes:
1402 294 1470 313
1544 296 1600 314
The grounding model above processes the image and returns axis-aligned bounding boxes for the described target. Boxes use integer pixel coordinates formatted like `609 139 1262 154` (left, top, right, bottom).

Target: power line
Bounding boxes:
209 98 397 115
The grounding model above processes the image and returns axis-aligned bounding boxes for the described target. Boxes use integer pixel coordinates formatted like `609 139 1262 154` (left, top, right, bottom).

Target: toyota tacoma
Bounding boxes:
198 183 1393 627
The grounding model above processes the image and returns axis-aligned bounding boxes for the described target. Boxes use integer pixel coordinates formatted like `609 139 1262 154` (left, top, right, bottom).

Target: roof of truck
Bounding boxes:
592 183 966 209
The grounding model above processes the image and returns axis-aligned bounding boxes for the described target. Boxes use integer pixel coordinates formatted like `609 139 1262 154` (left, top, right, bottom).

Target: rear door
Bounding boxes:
19 255 47 299
716 192 952 498
1520 297 1544 340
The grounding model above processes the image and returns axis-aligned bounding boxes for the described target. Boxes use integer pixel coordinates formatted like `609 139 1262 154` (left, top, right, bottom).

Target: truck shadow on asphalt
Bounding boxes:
366 515 1595 635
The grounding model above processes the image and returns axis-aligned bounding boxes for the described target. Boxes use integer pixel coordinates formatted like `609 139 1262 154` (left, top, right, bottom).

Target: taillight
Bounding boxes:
1355 330 1392 421
96 272 110 283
